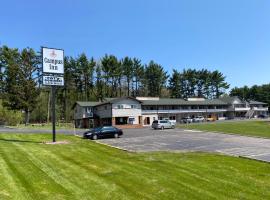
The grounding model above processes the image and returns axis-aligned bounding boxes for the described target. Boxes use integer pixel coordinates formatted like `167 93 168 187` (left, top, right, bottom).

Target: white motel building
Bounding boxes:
73 96 268 128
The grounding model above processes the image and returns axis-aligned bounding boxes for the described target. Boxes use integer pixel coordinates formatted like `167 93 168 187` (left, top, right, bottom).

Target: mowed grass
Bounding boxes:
0 134 270 200
179 120 270 138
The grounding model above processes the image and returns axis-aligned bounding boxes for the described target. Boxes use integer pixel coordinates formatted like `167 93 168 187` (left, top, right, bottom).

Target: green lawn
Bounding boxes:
0 134 270 200
178 120 270 138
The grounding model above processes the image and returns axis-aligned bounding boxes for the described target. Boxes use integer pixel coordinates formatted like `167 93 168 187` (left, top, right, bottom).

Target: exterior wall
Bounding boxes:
74 105 94 120
142 114 158 126
112 99 142 124
95 104 112 119
74 104 84 120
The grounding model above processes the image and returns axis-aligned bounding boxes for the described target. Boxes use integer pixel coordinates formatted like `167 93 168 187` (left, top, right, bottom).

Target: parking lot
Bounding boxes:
95 127 270 163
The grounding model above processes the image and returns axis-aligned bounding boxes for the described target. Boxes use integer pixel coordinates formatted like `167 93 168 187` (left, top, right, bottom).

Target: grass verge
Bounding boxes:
178 120 270 138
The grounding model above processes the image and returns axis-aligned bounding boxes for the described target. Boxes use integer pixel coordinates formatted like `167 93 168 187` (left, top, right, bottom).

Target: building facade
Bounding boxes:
73 96 268 128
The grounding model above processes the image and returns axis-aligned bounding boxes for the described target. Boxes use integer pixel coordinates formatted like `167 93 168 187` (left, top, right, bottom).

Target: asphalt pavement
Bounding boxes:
95 127 270 163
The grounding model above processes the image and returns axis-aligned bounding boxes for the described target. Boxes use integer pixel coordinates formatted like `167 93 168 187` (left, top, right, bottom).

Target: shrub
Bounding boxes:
0 105 23 126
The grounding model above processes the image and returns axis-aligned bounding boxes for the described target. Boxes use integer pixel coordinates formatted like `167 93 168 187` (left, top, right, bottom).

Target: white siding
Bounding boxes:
112 99 142 124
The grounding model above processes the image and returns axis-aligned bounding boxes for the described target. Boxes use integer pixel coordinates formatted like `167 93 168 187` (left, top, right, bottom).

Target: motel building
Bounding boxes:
73 96 269 129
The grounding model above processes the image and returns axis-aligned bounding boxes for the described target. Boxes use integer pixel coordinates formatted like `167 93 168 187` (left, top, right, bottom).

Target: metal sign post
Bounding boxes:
51 86 56 142
42 47 64 142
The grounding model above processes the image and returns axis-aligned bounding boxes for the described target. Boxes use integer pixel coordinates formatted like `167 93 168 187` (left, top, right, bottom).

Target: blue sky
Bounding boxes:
1 0 270 89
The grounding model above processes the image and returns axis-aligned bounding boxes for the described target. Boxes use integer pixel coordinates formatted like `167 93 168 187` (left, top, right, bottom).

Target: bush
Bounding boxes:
0 106 23 126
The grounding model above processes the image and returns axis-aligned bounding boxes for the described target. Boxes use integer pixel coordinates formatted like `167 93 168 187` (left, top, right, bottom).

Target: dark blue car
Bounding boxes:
83 126 123 140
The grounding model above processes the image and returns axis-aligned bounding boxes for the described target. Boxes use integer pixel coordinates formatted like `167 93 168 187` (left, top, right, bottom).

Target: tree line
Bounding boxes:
169 69 230 99
230 84 270 107
0 45 231 124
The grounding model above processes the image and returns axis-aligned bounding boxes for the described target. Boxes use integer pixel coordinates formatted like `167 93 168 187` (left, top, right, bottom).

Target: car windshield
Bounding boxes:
90 127 102 131
102 126 116 131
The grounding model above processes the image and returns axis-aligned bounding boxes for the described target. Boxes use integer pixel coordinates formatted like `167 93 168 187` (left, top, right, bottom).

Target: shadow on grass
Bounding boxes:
0 138 41 144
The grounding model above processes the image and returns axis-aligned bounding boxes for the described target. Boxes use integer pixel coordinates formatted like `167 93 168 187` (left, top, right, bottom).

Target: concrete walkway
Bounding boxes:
97 128 270 163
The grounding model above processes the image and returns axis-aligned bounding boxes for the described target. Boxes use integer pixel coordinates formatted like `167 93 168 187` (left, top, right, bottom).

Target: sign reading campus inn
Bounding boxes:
42 47 64 86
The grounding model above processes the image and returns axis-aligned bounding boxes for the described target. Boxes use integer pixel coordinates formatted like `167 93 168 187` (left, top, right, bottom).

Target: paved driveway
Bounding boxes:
96 128 270 163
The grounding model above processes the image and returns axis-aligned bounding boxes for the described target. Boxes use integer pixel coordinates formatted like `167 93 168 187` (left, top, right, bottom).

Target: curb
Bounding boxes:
94 140 136 153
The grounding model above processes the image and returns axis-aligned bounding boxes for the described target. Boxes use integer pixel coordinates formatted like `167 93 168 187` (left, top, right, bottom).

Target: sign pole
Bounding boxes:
42 47 64 143
51 86 56 142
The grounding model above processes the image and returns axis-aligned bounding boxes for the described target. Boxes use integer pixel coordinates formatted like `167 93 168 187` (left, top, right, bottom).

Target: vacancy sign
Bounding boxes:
43 75 64 86
42 47 64 86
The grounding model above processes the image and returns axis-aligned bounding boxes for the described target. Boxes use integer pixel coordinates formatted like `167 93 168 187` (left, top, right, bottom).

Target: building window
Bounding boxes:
131 105 136 109
86 107 92 113
169 116 176 120
117 105 124 109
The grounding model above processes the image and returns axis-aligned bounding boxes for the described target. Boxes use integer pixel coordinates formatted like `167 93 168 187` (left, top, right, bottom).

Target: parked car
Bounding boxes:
152 120 175 130
83 126 123 140
163 118 176 125
181 117 193 123
193 116 205 123
207 117 215 122
258 114 268 119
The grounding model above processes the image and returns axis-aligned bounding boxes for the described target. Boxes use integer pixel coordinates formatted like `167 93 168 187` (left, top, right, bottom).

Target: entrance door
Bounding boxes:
144 117 150 125
147 117 150 125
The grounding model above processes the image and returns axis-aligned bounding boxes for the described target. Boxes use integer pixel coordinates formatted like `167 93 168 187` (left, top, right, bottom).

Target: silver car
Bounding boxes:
181 117 193 123
193 116 205 123
152 120 175 130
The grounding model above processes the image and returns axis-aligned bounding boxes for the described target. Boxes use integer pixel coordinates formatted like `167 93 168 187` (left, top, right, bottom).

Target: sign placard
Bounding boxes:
42 47 64 74
43 75 64 86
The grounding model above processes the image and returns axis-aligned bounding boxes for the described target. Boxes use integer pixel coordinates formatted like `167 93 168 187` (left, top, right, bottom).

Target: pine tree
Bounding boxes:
168 69 182 98
19 48 39 124
144 61 168 97
132 58 144 97
122 57 133 96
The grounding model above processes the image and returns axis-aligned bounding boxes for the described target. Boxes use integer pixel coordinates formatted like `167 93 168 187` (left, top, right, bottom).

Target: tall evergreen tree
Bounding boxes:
95 63 105 101
168 69 182 98
210 70 230 98
101 54 111 97
0 46 5 97
77 53 94 100
196 69 209 97
122 57 133 96
2 47 39 124
107 55 120 97
144 61 168 97
132 58 144 97
18 48 39 124
2 46 22 110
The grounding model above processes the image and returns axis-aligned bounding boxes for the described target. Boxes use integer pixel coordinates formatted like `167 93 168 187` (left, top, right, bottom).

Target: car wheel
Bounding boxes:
161 126 164 130
92 135 98 140
171 125 175 129
114 133 119 138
